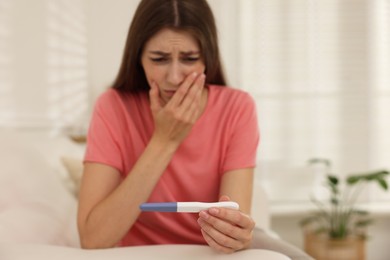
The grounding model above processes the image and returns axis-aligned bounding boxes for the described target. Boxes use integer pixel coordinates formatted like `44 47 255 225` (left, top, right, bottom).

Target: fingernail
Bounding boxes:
199 211 209 219
192 72 198 78
209 208 219 215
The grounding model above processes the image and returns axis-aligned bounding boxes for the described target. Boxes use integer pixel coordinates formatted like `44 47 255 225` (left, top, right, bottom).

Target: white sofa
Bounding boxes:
0 129 310 259
0 130 81 247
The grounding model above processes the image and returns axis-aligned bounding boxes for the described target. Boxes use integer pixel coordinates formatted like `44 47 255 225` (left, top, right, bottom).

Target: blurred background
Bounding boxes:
0 0 389 259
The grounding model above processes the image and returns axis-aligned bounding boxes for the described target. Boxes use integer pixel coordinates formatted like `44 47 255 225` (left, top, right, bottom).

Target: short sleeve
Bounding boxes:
84 90 125 174
222 93 260 173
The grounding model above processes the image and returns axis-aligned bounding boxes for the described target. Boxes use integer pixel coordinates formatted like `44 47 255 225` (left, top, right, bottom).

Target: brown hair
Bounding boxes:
112 0 226 92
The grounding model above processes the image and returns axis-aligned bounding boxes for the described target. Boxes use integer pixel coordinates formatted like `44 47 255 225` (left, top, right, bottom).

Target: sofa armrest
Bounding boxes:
251 181 271 230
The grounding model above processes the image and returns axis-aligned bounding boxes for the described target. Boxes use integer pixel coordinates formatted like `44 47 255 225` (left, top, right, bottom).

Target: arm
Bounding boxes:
197 91 259 254
219 168 254 214
77 73 205 249
197 168 256 253
77 137 178 249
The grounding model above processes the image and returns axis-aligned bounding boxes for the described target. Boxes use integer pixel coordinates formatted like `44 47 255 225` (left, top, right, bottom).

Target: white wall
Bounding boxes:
86 0 139 102
7 0 49 127
1 0 89 129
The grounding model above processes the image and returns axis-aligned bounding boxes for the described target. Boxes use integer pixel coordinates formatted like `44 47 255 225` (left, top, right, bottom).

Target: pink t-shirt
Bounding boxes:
84 85 259 246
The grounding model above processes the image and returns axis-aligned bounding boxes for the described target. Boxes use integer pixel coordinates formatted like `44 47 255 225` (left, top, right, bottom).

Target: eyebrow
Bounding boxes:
148 51 200 56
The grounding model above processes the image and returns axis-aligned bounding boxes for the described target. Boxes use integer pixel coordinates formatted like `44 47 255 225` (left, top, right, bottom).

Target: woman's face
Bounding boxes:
141 28 206 106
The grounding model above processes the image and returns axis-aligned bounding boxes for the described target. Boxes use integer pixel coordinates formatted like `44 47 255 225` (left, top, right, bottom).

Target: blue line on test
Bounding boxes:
140 202 177 212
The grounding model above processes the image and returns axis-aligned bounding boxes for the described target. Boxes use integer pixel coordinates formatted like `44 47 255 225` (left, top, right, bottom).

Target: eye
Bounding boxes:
150 57 168 63
182 57 200 63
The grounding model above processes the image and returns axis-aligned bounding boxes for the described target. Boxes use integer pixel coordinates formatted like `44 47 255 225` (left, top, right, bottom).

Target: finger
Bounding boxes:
193 73 205 101
181 73 205 108
198 217 243 252
168 73 203 124
149 81 162 113
178 74 205 120
219 195 231 202
199 210 251 242
207 207 255 230
167 72 198 108
179 99 198 126
200 229 235 254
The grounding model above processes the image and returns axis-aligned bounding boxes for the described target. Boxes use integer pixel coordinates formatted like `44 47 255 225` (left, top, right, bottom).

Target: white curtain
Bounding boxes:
210 0 390 200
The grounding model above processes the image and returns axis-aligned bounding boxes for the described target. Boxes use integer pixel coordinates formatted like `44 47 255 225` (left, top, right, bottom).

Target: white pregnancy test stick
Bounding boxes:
140 201 239 213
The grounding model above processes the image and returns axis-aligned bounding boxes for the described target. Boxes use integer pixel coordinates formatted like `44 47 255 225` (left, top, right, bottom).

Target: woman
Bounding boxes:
77 0 258 253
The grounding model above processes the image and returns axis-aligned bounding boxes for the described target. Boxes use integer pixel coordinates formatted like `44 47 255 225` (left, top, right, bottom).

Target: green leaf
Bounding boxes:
371 171 388 178
328 175 338 185
366 174 377 181
346 170 389 188
379 170 389 177
308 158 331 168
302 164 389 240
346 176 360 185
377 178 388 190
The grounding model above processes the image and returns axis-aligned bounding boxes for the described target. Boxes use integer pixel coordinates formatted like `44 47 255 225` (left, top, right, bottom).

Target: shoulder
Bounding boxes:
94 89 148 112
95 88 123 107
93 88 119 111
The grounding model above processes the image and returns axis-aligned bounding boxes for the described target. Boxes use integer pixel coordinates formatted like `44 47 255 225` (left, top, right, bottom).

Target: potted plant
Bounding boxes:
300 159 389 260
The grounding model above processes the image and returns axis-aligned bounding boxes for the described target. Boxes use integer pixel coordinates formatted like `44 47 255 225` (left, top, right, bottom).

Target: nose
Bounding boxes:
166 61 185 86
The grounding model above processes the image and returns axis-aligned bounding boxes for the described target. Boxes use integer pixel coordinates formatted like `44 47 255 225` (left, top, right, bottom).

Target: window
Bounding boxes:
371 0 390 200
210 0 390 201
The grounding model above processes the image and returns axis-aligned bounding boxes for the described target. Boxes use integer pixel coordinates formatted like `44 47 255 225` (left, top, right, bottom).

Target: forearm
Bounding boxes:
80 136 178 249
219 169 254 215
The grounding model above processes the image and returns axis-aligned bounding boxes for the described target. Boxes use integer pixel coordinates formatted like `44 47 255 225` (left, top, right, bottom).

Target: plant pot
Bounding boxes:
304 232 365 260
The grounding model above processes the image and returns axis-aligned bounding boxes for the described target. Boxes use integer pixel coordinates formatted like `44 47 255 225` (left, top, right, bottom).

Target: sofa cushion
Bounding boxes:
0 130 80 247
61 156 84 197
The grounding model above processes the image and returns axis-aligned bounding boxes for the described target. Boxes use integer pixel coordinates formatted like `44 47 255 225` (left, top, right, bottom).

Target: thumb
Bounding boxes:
219 195 231 202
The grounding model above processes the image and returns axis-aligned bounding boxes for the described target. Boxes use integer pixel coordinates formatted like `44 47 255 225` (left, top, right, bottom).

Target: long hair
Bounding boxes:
112 0 226 92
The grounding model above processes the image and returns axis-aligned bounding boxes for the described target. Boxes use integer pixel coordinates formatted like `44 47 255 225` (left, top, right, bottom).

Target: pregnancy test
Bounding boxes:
140 201 239 213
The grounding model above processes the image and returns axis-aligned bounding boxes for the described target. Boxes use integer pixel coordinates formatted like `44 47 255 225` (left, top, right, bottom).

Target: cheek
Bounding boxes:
144 66 164 84
195 63 206 74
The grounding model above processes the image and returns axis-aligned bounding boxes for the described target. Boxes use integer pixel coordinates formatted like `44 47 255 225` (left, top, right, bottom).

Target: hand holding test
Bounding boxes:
140 201 239 213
